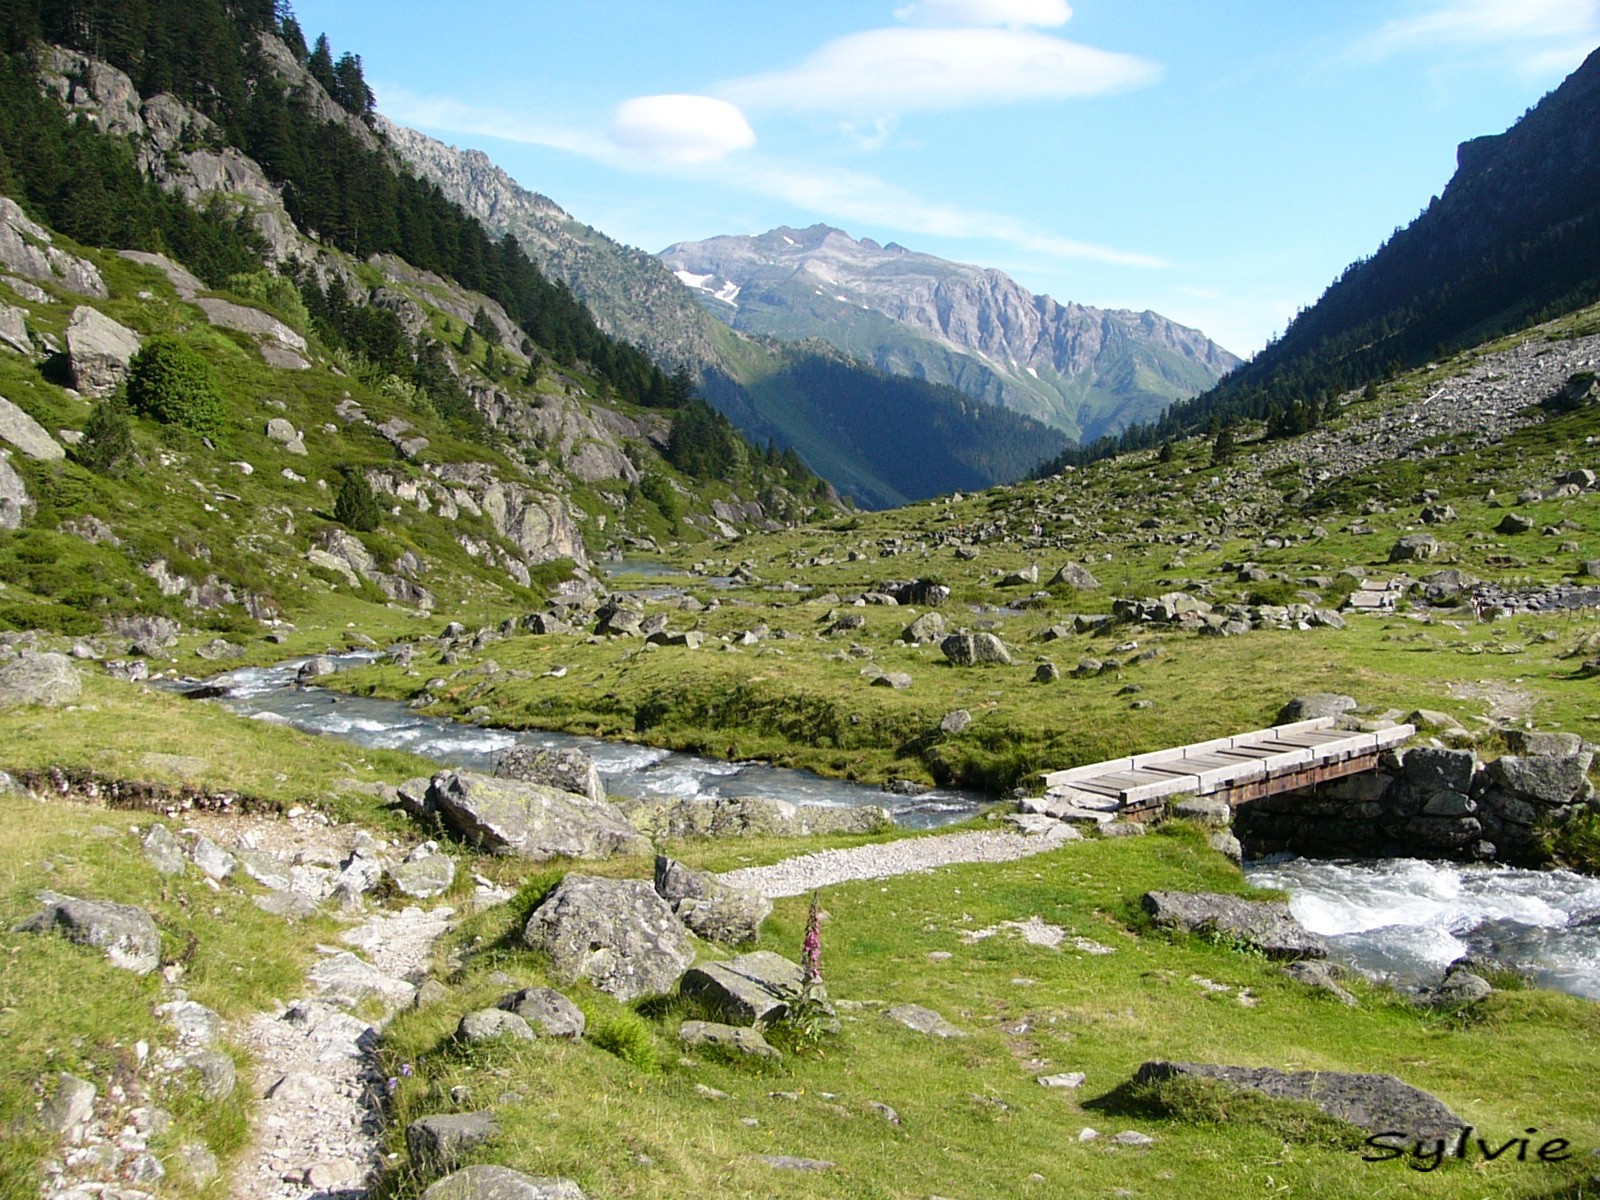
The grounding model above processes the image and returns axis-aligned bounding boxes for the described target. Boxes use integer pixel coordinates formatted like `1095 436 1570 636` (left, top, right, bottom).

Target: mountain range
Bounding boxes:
660 224 1239 442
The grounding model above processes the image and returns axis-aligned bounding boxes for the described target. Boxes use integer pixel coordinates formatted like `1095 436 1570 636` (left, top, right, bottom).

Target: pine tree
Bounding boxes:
1157 441 1174 464
1211 423 1235 466
78 396 135 474
333 468 381 532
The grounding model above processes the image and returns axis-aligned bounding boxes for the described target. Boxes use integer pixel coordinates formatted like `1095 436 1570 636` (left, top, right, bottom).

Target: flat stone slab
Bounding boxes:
1141 891 1329 960
495 987 585 1039
679 951 806 1024
406 1111 499 1171
1135 1061 1464 1142
15 891 159 973
421 1164 586 1200
679 1019 780 1060
884 1003 964 1038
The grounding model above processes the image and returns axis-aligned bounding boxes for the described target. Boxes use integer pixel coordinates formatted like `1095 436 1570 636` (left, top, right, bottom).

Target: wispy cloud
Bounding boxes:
376 87 1166 270
893 0 1072 27
1351 0 1599 73
720 26 1159 117
610 95 756 164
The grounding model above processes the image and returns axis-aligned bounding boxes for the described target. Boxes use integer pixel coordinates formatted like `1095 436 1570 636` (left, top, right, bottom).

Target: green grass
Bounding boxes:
373 826 1600 1200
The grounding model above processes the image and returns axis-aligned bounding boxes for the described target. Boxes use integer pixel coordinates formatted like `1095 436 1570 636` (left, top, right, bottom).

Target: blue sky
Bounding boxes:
292 0 1600 357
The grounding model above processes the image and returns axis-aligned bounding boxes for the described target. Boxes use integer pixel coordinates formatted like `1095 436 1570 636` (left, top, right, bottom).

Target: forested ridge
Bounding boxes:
0 0 696 413
1037 43 1600 476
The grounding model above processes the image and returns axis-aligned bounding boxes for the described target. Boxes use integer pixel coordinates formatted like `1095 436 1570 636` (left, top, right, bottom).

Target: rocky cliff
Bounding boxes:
660 224 1240 442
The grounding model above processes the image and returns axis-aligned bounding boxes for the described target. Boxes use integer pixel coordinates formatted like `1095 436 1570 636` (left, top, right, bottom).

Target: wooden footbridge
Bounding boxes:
1034 717 1415 822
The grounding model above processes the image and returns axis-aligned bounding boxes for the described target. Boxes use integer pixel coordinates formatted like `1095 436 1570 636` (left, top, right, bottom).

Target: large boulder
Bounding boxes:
1388 534 1440 563
494 746 605 805
654 855 771 945
0 651 81 709
1141 891 1328 960
902 611 946 644
941 632 1012 666
0 450 29 530
1134 1061 1463 1143
406 1112 498 1173
621 795 891 839
523 875 695 1001
15 892 161 973
1478 752 1593 808
678 1020 780 1060
194 297 307 353
0 303 31 355
0 396 64 461
678 951 809 1025
427 770 649 861
421 1165 586 1200
1049 562 1101 590
66 306 141 397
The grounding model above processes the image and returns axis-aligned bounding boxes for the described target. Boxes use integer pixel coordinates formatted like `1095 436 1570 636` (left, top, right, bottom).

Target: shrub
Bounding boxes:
224 271 311 333
333 469 381 532
77 396 134 474
126 336 223 434
586 1012 658 1072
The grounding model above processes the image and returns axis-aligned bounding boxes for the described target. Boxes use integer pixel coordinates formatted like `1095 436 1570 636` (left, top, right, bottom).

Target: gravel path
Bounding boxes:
231 904 455 1200
717 824 1079 898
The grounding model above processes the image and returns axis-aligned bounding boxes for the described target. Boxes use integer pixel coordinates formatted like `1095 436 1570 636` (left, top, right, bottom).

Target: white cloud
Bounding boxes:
721 26 1159 116
893 0 1072 27
1353 0 1599 71
610 94 756 164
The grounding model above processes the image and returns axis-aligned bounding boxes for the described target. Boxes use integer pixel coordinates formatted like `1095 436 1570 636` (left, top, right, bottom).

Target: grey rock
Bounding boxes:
184 1049 236 1100
195 297 306 352
1112 1130 1157 1146
872 671 913 689
39 1073 96 1137
1277 693 1356 722
117 250 203 298
386 854 456 899
457 1008 535 1044
235 848 292 891
0 449 29 530
1500 730 1584 757
0 302 30 354
1281 961 1358 1006
1038 1072 1087 1089
1209 830 1243 863
1141 891 1329 960
940 631 1012 666
1389 533 1441 562
1134 1061 1463 1142
654 855 771 945
428 770 649 861
158 999 222 1046
678 1019 781 1060
902 611 946 644
190 836 236 880
15 891 160 973
939 709 972 735
1403 747 1477 795
1434 968 1493 1005
750 1155 833 1172
1171 797 1232 827
493 745 605 805
1480 752 1593 807
421 1164 586 1200
306 951 416 1008
1034 661 1061 683
415 979 451 1009
1496 512 1534 535
524 874 695 1001
1050 562 1101 590
141 824 186 876
65 306 141 397
173 1142 219 1186
679 951 810 1024
884 1003 964 1038
623 794 891 839
0 650 81 709
407 1111 499 1171
496 987 585 1039
0 396 63 461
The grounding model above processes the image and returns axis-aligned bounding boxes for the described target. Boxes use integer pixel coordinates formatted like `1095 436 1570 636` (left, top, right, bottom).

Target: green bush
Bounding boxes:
0 602 99 637
586 1011 658 1072
126 336 224 434
1546 809 1600 873
224 271 311 333
333 469 381 533
77 396 135 474
638 472 683 527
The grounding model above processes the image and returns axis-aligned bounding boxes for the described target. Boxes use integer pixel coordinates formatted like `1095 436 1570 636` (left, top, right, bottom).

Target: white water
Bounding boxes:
179 654 986 829
1246 857 1600 999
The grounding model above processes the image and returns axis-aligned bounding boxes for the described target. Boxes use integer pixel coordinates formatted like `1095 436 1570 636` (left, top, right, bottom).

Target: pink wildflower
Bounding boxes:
802 890 823 983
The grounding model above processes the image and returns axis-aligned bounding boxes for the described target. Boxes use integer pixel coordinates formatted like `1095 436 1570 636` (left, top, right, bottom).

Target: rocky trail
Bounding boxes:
717 821 1082 898
231 903 457 1200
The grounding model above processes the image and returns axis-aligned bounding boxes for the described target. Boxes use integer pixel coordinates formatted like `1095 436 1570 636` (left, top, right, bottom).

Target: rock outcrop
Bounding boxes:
65 306 141 397
426 771 649 861
654 855 771 945
15 891 161 974
523 874 696 1001
1141 891 1329 960
0 650 82 709
620 795 892 839
0 397 63 461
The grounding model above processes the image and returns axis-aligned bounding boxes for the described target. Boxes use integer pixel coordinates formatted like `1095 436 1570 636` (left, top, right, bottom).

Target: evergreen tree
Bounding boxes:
1157 441 1173 464
471 305 500 345
1211 423 1236 466
460 324 475 354
78 395 135 474
126 336 224 434
333 468 381 532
